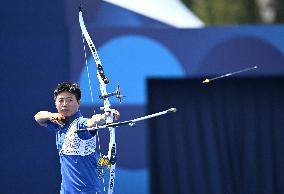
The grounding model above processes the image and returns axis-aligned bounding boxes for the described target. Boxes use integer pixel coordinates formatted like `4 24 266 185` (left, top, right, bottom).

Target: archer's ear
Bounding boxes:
78 100 81 105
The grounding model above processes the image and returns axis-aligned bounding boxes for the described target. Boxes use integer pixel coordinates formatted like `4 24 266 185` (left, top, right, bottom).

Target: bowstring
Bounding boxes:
80 32 103 160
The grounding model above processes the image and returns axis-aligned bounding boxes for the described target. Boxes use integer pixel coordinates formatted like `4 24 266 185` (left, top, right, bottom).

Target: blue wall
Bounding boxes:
0 1 68 193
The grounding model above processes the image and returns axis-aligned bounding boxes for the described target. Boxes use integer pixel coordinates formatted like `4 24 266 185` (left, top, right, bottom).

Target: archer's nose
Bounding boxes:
62 101 68 106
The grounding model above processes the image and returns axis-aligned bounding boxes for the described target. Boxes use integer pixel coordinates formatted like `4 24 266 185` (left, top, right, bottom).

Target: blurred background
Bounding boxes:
183 0 284 24
1 0 284 194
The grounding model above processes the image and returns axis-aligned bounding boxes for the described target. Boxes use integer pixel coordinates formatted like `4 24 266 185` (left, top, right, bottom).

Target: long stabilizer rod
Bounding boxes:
77 108 177 132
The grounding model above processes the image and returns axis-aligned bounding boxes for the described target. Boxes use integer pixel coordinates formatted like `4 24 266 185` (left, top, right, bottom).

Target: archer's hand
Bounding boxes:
104 109 120 120
50 113 66 127
112 109 120 120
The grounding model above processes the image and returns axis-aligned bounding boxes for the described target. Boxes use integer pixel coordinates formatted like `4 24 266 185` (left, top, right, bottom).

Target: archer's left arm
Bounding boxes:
86 110 120 128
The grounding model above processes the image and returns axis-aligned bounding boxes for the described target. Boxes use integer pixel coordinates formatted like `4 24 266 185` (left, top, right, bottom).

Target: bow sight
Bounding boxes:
99 84 125 103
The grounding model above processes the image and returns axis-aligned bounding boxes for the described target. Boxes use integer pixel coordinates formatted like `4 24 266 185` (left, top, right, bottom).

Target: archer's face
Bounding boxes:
55 92 80 118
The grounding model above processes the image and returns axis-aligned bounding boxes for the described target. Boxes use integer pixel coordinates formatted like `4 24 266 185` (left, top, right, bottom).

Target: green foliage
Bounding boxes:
275 0 284 23
182 0 259 24
182 0 284 24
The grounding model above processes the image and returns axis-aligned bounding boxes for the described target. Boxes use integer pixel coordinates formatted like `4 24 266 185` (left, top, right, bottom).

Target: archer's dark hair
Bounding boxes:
54 82 81 101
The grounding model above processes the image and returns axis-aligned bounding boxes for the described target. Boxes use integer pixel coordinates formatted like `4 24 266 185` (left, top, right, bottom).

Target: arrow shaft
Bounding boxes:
206 66 258 82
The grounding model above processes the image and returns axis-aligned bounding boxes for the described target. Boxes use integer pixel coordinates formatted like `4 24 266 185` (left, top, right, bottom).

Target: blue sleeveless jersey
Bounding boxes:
47 111 102 194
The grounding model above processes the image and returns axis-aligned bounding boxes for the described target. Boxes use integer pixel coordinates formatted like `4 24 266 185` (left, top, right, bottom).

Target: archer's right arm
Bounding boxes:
34 111 65 127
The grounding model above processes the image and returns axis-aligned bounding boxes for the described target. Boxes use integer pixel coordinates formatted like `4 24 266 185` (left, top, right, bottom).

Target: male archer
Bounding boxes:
34 82 120 194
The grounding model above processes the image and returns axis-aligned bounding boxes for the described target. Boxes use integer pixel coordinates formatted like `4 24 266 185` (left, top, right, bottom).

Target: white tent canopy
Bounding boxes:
102 0 204 28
